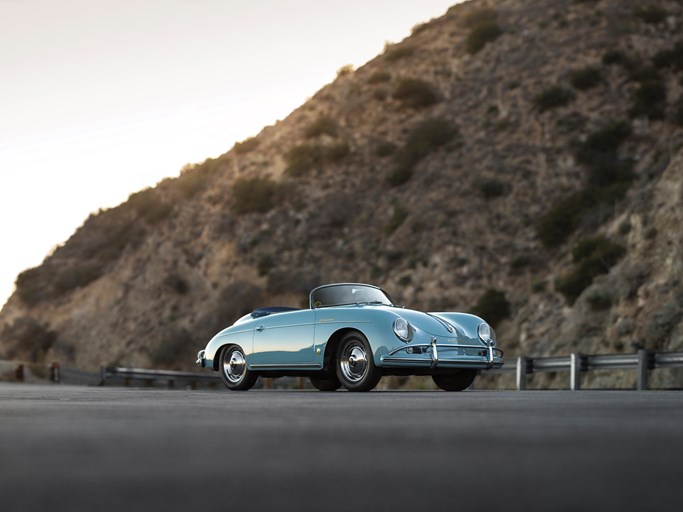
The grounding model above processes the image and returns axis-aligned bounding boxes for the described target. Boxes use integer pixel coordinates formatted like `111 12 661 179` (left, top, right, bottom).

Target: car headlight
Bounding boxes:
393 317 413 342
478 323 496 346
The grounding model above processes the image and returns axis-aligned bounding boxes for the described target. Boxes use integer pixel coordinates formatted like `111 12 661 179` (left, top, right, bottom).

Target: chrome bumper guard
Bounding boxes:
382 340 503 370
195 350 206 367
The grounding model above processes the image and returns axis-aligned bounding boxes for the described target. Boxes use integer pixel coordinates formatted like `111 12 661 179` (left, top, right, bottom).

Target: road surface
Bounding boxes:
1 384 682 512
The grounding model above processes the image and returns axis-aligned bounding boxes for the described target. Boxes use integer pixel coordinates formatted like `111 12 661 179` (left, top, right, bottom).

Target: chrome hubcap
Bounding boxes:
223 349 246 383
340 343 368 383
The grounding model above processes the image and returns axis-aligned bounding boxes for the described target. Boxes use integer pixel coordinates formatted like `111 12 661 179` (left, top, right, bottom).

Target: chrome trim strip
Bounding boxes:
386 343 502 357
256 322 316 330
381 356 504 368
250 363 323 370
426 313 455 334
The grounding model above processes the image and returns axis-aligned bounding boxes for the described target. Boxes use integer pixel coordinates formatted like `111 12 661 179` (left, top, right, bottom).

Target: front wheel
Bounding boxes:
335 332 381 392
432 370 477 391
219 345 257 391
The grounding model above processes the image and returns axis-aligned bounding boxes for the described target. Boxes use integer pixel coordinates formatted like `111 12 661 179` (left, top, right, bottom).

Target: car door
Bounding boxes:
250 310 318 368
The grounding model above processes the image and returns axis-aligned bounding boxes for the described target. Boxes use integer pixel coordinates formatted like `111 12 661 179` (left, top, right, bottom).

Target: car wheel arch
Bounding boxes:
323 328 367 372
213 343 234 371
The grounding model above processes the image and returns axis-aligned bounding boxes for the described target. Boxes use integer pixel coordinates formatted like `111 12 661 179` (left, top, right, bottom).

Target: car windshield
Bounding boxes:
311 284 393 308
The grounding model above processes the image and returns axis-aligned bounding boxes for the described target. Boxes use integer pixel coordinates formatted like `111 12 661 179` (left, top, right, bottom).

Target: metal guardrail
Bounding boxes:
3 350 682 390
0 360 61 383
492 350 683 390
99 366 221 389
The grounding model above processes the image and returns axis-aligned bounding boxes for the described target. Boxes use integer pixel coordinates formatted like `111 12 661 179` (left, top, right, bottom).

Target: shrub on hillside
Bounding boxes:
304 116 338 139
1 317 57 361
653 40 683 70
256 253 274 277
463 7 498 28
627 65 661 84
392 78 440 109
602 49 629 66
87 218 146 263
478 178 507 199
233 137 259 155
633 5 667 24
336 64 354 77
325 142 350 163
470 288 511 328
575 121 633 186
569 66 602 90
164 273 190 295
284 142 351 177
232 176 282 214
176 158 221 199
556 236 626 303
285 143 324 176
127 188 173 224
629 80 666 119
466 20 502 54
533 85 575 111
577 121 631 162
15 267 51 306
368 71 391 84
176 169 207 199
52 262 106 296
375 141 397 157
388 117 458 186
585 288 613 311
536 189 599 248
383 44 415 62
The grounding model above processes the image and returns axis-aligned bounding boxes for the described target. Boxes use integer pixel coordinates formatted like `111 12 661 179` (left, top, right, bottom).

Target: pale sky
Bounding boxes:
0 0 459 307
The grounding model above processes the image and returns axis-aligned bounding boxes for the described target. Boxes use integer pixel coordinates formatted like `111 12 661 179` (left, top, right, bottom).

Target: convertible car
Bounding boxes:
196 283 503 392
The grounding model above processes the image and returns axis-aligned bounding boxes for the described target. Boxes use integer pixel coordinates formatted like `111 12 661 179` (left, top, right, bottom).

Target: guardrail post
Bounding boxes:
50 362 60 383
637 349 650 390
100 366 107 386
15 364 24 382
570 353 581 391
516 357 527 391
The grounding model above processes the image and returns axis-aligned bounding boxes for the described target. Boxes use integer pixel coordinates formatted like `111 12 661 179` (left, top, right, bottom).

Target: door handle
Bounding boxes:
256 325 265 332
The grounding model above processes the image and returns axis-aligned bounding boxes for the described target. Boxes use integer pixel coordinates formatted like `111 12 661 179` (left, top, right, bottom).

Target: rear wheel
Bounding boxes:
219 345 257 391
335 332 381 392
432 370 477 391
309 373 341 392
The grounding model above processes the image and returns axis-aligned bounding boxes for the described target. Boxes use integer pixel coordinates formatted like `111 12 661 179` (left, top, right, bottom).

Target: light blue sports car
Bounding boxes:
196 283 503 392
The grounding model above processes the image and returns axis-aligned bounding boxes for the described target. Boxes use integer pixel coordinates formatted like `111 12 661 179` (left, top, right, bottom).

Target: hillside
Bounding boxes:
2 0 682 388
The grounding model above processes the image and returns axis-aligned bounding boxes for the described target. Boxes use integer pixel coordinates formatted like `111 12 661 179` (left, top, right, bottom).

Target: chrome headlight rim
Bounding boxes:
478 322 496 347
393 317 413 342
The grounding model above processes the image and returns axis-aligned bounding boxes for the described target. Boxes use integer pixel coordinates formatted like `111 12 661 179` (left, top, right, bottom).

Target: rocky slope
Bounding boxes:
2 0 682 388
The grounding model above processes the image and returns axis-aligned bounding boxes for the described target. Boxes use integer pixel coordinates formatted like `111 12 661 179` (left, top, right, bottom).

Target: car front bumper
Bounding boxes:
380 338 503 370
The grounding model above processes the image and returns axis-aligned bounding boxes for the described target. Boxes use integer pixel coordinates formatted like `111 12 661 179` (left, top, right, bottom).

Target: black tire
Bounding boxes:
309 373 341 392
432 370 477 391
335 332 381 392
219 345 257 391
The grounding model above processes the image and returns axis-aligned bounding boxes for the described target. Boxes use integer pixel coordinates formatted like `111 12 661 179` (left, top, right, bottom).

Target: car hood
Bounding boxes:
390 308 463 337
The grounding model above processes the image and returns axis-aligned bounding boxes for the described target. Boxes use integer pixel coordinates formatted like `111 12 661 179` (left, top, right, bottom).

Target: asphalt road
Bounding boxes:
1 385 682 512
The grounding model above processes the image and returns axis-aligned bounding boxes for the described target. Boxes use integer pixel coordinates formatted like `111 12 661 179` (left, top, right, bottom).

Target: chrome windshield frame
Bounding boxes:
309 283 394 309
